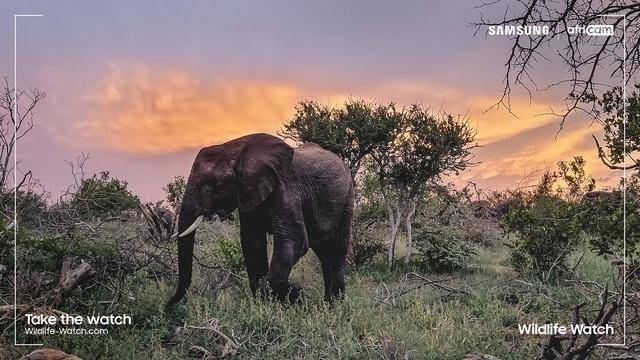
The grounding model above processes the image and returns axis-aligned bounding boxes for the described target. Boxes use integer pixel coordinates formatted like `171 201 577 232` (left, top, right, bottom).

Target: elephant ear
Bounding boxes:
235 134 294 212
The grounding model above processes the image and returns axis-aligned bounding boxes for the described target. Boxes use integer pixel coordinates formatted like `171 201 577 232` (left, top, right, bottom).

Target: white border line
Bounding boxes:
615 12 626 348
622 12 627 347
13 13 44 347
6 6 631 353
596 13 627 347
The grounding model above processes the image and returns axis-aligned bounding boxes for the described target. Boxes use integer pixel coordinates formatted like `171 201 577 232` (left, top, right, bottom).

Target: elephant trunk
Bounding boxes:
166 200 200 309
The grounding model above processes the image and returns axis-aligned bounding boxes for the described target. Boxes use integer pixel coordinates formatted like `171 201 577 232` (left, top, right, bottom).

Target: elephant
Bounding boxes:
166 133 354 308
468 200 496 219
581 190 618 203
155 206 175 233
494 200 511 220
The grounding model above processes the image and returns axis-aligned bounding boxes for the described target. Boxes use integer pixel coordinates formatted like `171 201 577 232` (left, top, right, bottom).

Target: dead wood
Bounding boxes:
50 257 96 305
538 287 620 359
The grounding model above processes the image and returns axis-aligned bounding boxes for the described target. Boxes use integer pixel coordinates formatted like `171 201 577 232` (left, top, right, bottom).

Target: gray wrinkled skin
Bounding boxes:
166 134 353 309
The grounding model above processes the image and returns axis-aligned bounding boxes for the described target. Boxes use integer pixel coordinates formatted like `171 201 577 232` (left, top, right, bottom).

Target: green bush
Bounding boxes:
504 194 582 277
501 158 598 278
350 231 386 268
576 180 640 264
350 174 387 267
163 176 186 212
211 236 245 273
0 190 47 230
68 171 140 219
414 226 476 272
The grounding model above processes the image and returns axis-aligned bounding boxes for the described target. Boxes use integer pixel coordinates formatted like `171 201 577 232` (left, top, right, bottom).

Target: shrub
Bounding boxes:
576 178 640 264
68 171 140 219
507 196 582 277
414 226 477 272
501 158 599 278
350 231 386 268
163 176 186 212
502 187 582 278
349 173 387 267
211 236 245 273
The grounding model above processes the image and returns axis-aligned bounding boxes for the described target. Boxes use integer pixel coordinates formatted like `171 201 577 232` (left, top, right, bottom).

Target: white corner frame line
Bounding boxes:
596 13 627 348
13 13 44 347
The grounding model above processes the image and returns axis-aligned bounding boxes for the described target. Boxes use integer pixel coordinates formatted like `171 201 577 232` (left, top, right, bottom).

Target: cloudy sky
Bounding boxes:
1 1 629 200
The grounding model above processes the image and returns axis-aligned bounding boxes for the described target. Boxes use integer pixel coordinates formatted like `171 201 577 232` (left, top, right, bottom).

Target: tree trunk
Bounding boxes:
384 197 402 267
404 199 417 264
387 219 400 267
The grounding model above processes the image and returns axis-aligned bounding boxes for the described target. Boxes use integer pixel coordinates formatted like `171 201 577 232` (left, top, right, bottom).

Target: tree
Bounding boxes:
164 176 186 212
280 99 400 179
372 106 476 265
0 77 46 221
474 1 639 124
556 155 596 200
503 158 593 278
588 84 640 172
67 171 140 219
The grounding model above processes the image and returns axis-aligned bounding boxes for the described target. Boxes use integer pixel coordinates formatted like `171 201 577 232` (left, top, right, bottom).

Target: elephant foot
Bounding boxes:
253 277 271 301
262 280 303 304
288 283 303 304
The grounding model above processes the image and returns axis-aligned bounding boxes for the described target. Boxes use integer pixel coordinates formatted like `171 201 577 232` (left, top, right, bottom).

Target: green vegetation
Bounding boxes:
2 218 619 359
67 171 140 219
282 100 477 266
1 97 635 359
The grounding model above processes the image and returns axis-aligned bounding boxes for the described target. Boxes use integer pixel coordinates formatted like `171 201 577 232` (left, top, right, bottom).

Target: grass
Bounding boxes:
4 230 618 359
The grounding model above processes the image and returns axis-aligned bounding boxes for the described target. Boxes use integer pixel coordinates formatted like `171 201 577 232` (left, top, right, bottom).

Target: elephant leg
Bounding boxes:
240 231 268 296
315 243 347 301
330 249 347 299
239 214 268 296
331 212 350 300
313 244 335 301
316 206 351 302
267 212 308 303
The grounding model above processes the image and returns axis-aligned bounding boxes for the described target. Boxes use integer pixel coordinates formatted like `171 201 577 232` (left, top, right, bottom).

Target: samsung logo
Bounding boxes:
488 25 549 36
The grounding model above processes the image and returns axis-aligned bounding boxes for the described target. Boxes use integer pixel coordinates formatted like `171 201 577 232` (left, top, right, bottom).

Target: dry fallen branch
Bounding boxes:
406 272 470 296
189 345 214 360
538 286 621 359
178 318 240 358
50 257 96 305
377 272 470 304
599 342 640 360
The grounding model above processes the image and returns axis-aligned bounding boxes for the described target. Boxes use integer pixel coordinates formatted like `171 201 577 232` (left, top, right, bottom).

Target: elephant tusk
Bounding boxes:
178 215 204 237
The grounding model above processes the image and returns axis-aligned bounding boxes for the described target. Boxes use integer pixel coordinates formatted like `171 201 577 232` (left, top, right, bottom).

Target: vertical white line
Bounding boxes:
13 13 44 348
13 13 17 347
593 13 626 348
622 13 627 347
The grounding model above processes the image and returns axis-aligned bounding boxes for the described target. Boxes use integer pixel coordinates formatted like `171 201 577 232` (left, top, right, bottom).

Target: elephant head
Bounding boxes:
166 133 294 308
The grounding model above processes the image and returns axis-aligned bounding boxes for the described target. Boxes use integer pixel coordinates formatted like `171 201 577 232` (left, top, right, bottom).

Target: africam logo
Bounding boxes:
488 24 614 37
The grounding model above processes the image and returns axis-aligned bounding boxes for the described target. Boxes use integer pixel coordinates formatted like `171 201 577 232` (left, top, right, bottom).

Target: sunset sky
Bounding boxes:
1 1 630 200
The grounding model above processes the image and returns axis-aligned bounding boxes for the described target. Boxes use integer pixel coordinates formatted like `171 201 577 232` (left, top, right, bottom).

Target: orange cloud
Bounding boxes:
455 121 620 189
356 82 564 146
62 64 299 154
467 96 561 144
56 65 619 190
